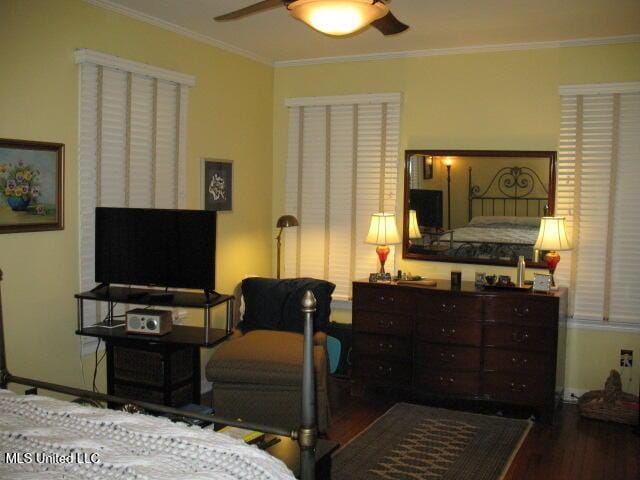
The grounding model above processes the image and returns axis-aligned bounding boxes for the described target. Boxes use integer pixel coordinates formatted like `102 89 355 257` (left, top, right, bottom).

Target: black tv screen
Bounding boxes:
95 207 216 291
409 189 443 228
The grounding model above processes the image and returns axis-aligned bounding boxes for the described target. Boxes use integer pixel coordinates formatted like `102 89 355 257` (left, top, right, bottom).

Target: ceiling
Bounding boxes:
91 0 640 64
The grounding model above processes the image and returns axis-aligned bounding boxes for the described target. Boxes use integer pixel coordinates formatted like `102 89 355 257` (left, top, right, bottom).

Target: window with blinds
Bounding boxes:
282 93 401 300
75 49 194 329
555 83 640 326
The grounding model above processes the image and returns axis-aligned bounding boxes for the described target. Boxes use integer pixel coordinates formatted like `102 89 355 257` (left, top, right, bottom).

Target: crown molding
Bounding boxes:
274 34 640 67
82 0 273 66
80 1 640 69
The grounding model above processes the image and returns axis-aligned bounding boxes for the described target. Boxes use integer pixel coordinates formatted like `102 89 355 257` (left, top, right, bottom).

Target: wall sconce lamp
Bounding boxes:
365 213 400 274
276 214 299 279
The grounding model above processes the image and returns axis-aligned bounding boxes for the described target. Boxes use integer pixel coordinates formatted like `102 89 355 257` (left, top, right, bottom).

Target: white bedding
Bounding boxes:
0 389 295 480
440 216 540 245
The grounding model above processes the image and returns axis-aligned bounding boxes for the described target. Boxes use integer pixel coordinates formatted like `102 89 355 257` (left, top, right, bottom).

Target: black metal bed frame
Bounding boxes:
0 269 319 480
468 165 549 222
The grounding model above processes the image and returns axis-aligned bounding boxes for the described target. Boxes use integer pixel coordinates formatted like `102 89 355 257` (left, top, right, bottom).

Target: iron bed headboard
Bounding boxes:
0 269 320 480
468 165 549 223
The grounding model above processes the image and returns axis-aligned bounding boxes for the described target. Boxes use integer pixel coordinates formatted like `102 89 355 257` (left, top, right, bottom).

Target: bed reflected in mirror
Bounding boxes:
403 150 556 267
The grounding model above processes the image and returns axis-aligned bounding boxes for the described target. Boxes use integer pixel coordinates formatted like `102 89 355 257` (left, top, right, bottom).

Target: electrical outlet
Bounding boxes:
620 349 633 368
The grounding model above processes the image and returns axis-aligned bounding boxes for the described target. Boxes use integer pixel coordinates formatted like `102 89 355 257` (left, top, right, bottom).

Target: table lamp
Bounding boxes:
408 209 422 241
276 214 299 279
534 216 572 289
366 213 400 274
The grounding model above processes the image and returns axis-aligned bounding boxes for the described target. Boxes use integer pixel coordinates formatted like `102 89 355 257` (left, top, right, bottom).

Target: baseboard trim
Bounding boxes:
563 387 588 402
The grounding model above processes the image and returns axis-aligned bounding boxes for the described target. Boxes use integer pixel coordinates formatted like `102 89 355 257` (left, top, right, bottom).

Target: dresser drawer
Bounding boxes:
355 333 412 361
353 311 413 337
355 356 411 385
414 343 481 371
483 372 552 405
484 349 552 375
416 292 483 321
414 370 480 396
353 285 413 314
485 296 557 326
484 324 555 352
416 319 482 346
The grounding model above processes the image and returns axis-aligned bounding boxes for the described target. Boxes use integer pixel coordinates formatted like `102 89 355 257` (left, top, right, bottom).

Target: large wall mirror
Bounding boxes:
402 150 556 267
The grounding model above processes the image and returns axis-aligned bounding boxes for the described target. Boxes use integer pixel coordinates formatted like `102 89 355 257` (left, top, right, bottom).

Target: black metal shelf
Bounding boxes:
75 285 233 309
76 323 230 348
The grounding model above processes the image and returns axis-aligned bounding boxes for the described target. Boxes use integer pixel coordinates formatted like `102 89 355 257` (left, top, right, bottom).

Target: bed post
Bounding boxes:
298 290 318 480
0 269 7 390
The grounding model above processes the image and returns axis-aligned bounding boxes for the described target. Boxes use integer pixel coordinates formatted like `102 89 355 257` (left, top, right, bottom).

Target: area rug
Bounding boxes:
331 403 531 480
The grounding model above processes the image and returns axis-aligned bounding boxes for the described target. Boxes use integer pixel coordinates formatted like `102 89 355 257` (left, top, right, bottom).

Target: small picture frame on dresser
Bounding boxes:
533 273 552 293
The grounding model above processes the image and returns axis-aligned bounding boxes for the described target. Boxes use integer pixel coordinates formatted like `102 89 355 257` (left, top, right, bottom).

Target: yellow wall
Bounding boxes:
1 0 638 400
0 0 274 392
272 43 640 394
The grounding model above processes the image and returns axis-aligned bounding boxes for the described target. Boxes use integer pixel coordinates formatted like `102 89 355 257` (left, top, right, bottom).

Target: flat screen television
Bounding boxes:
409 189 443 229
95 207 216 292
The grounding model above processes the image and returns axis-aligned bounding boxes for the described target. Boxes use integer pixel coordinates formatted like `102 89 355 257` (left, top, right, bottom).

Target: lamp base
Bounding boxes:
376 245 390 274
544 250 561 289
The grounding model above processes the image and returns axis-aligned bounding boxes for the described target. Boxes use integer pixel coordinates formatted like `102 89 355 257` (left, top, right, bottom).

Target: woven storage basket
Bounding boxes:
578 370 638 425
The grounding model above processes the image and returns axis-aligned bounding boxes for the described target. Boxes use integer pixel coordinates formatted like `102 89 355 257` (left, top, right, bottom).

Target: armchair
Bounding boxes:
205 277 335 432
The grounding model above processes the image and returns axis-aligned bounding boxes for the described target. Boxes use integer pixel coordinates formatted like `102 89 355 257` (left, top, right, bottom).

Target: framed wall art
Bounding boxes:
0 138 64 233
201 159 232 211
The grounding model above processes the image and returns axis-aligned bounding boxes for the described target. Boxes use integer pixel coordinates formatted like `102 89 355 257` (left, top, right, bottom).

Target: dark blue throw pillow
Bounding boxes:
238 277 335 334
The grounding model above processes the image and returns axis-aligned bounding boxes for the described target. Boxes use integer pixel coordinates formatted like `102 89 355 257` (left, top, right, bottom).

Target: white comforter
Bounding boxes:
0 389 295 480
440 225 538 245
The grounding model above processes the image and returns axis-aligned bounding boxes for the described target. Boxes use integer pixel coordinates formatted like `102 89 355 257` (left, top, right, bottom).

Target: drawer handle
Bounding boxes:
513 306 531 317
378 365 393 374
378 319 395 327
439 376 455 384
510 382 528 393
379 342 393 350
379 295 395 303
441 327 457 337
440 303 457 313
439 352 456 362
511 357 529 365
512 331 530 343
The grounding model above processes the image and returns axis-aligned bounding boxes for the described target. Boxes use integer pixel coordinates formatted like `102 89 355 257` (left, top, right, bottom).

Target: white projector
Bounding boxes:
126 308 172 336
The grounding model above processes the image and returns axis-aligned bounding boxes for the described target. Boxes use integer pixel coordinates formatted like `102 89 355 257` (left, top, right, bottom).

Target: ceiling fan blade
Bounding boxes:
214 0 284 21
371 10 409 35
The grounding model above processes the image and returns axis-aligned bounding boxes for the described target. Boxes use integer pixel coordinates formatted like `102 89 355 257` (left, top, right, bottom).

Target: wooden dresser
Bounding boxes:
352 280 567 422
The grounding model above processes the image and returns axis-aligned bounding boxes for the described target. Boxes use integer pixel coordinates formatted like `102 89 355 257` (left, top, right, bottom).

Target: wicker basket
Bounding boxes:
578 370 639 425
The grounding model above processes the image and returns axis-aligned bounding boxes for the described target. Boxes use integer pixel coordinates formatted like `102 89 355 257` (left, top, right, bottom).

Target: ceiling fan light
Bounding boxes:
288 0 388 36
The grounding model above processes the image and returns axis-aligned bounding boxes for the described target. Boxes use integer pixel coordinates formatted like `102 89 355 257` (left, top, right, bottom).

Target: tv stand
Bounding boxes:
91 283 109 294
75 286 235 408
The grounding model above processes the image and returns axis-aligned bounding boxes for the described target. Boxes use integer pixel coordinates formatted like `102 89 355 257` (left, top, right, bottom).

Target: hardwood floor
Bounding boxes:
204 382 638 479
325 383 639 480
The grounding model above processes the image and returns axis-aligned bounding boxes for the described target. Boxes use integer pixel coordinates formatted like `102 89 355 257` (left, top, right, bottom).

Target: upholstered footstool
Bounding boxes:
206 329 331 433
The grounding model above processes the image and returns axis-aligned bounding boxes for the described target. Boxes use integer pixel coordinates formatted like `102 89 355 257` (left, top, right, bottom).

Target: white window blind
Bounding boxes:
283 93 401 300
556 83 640 325
76 49 193 329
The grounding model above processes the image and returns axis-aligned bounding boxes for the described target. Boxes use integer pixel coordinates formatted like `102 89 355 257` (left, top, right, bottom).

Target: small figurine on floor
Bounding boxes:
578 370 638 426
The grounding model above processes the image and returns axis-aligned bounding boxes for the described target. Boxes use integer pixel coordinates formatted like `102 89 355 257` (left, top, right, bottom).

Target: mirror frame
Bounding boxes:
402 149 557 268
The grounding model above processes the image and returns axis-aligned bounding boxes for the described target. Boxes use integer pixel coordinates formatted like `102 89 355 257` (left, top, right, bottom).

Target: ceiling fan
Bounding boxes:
214 0 409 37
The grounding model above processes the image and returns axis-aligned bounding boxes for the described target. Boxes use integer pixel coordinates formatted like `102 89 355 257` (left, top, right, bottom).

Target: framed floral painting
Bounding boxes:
0 138 64 233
